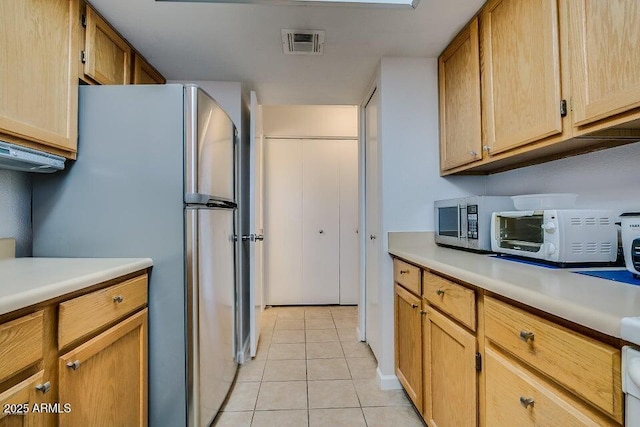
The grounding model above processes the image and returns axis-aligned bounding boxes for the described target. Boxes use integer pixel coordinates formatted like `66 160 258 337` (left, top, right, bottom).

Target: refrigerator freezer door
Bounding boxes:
185 85 236 203
186 207 237 427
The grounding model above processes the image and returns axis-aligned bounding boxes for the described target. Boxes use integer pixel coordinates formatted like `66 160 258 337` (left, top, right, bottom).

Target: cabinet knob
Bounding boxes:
67 360 81 370
411 304 418 309
35 381 51 394
399 270 409 275
519 331 535 342
419 310 427 316
483 145 491 152
519 396 535 409
436 289 445 296
113 295 124 303
470 150 478 157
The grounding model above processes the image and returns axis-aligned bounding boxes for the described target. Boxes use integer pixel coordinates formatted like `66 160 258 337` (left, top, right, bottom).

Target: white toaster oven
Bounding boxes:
491 209 618 264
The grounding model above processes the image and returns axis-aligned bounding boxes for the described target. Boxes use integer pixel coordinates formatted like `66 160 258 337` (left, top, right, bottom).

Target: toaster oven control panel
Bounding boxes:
467 205 478 240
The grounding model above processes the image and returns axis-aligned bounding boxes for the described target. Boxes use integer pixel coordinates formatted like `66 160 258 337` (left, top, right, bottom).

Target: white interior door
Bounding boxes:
340 139 359 305
364 89 380 357
249 92 264 358
302 139 340 304
264 138 303 305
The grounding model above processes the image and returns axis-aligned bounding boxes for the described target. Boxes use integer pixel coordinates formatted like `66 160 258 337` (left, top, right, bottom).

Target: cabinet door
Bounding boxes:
394 284 422 412
569 0 640 127
439 18 482 170
132 54 165 85
59 310 147 427
0 0 78 153
423 306 476 427
481 0 562 155
84 6 131 85
0 371 46 427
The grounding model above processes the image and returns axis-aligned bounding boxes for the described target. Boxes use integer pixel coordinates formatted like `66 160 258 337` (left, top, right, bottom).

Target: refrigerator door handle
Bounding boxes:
185 209 200 427
185 193 237 209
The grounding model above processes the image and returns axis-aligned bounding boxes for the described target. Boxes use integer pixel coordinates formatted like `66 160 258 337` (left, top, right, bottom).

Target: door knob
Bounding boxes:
319 230 324 234
255 234 264 241
370 234 376 240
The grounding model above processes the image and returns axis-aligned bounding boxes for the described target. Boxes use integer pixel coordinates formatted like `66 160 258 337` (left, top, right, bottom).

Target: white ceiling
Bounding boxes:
90 0 485 105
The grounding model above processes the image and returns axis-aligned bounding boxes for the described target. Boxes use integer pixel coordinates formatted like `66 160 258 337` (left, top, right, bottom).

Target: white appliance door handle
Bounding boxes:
629 358 640 389
541 222 556 233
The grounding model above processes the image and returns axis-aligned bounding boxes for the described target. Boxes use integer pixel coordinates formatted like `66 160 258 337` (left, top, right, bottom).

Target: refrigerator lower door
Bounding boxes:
186 207 237 427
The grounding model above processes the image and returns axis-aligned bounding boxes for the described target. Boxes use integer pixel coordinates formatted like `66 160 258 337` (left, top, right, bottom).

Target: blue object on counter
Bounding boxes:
573 270 640 286
490 255 560 269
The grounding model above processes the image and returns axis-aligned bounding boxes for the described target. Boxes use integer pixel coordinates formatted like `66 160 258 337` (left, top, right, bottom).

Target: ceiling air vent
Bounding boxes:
281 30 325 55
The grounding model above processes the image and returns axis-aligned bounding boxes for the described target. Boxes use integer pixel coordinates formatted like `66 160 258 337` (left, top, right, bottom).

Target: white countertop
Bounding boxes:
388 232 640 341
0 257 153 315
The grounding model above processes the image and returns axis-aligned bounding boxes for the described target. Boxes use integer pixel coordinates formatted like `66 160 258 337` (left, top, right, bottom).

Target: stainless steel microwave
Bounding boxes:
434 196 514 251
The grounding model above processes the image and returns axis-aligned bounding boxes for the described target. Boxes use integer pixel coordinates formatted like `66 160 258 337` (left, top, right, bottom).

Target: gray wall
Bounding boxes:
486 142 640 215
0 170 32 256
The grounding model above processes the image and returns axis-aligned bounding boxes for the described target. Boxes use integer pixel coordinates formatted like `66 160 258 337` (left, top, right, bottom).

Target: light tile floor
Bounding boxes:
213 305 424 427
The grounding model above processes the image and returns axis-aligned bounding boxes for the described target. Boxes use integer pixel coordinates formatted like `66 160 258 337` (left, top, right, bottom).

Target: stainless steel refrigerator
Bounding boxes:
32 84 238 427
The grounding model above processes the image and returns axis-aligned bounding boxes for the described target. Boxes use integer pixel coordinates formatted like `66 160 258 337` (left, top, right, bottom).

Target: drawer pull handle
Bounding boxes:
436 289 445 296
67 360 81 370
399 270 410 275
519 331 535 342
113 295 124 303
411 304 418 309
519 396 535 409
35 381 51 394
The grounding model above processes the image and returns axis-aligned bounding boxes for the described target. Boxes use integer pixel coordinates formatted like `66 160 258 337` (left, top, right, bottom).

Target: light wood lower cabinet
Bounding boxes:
394 284 422 412
392 256 623 426
59 309 147 426
0 271 148 427
423 305 477 427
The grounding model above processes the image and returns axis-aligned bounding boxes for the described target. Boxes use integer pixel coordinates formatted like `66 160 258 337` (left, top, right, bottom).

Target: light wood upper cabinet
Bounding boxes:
481 0 563 155
0 0 78 156
59 309 147 427
439 18 482 171
83 5 131 85
133 54 166 85
394 284 423 413
423 305 477 427
569 0 640 127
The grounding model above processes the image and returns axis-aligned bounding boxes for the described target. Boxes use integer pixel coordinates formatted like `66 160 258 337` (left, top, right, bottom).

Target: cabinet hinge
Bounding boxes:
81 14 87 28
80 51 86 64
560 99 568 117
475 352 482 372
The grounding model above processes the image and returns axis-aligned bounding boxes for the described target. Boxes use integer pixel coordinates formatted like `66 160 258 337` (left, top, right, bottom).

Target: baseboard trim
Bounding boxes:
376 368 401 390
356 326 365 342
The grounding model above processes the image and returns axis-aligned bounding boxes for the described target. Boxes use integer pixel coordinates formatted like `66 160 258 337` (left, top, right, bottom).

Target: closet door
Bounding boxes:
302 139 340 304
339 139 359 305
264 139 303 305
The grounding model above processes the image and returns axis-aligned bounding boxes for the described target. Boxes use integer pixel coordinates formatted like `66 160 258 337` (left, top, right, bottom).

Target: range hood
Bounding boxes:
0 141 65 173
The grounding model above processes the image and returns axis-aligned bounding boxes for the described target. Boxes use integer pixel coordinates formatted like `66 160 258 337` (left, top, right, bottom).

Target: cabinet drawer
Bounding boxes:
423 271 475 331
0 311 44 382
485 348 618 426
484 297 622 421
393 259 421 295
59 274 147 349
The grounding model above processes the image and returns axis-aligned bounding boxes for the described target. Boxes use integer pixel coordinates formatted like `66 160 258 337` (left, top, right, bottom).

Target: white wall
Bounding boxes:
263 105 358 139
370 57 487 383
487 142 640 215
0 170 32 257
